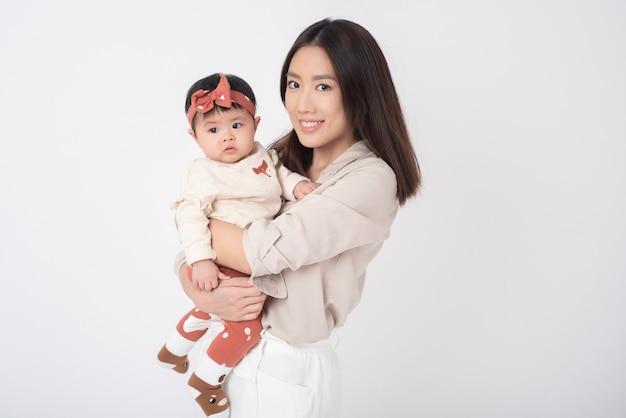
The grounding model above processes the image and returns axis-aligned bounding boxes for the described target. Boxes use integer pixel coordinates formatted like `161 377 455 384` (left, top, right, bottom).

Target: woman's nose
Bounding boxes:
296 89 314 113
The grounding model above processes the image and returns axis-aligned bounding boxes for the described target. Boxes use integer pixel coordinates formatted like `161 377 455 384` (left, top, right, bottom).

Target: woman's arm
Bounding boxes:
178 264 265 321
244 161 398 277
208 219 251 274
209 157 397 279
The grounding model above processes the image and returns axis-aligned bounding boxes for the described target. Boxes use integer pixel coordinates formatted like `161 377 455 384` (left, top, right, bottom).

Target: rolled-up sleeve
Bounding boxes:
242 159 398 281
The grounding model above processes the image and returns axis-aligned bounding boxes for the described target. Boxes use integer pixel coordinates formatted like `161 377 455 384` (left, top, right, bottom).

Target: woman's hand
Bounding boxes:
178 264 265 322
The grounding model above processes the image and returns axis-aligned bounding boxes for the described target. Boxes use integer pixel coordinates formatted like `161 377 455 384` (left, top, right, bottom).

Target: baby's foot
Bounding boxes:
157 345 189 374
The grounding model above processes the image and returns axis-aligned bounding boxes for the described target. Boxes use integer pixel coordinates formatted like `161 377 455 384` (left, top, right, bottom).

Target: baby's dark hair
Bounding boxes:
185 73 257 129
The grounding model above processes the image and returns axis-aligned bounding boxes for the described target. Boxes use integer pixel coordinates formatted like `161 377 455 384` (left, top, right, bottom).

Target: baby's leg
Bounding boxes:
158 307 213 373
189 315 262 417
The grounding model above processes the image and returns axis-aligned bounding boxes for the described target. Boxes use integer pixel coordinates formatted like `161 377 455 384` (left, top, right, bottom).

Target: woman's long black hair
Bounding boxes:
271 18 421 205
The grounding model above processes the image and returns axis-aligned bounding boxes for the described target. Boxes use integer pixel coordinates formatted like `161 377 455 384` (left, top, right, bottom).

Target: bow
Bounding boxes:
187 74 233 126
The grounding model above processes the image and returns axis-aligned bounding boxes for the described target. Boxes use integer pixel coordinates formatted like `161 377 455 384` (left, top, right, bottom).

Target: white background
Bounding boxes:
1 1 625 417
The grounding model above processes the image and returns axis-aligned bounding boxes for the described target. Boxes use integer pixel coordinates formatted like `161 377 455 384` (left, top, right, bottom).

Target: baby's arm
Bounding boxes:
268 148 317 201
174 160 222 289
293 180 321 200
189 259 231 290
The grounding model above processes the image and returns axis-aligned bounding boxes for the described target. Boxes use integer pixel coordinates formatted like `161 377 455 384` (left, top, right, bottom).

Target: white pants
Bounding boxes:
218 331 342 418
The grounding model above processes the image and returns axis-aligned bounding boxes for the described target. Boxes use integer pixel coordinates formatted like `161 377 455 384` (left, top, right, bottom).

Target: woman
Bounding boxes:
176 18 421 417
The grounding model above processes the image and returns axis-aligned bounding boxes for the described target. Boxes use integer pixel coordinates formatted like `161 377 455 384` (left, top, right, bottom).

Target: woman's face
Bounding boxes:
284 46 356 159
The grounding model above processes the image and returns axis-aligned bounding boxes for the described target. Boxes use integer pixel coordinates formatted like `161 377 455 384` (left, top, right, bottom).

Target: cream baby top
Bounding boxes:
173 141 309 266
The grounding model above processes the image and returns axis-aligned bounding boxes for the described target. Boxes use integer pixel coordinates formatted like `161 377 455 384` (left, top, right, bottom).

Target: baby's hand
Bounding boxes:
190 260 230 290
294 181 321 200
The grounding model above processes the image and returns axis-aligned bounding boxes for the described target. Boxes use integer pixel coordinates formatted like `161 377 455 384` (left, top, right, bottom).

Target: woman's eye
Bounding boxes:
316 84 330 91
287 80 299 89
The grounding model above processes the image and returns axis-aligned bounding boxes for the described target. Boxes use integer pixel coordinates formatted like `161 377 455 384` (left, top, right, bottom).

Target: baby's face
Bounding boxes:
191 107 259 164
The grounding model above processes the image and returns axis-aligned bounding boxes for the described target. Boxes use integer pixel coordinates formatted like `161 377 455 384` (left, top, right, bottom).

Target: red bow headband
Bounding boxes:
187 73 256 126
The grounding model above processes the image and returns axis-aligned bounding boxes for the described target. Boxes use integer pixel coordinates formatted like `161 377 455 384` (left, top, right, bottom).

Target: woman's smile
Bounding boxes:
299 119 323 131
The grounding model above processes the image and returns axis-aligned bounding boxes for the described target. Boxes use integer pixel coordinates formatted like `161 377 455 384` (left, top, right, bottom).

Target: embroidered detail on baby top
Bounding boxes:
253 160 270 177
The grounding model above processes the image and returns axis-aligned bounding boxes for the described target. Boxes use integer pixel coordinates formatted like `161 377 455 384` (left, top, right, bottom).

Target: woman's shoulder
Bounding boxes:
315 142 396 206
336 141 395 180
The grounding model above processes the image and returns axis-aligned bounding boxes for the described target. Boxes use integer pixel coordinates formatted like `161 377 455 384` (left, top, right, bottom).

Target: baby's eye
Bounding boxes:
287 80 300 89
208 127 218 134
232 122 242 129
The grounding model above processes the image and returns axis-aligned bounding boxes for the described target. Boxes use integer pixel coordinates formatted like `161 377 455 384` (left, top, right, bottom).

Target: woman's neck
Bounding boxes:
307 137 357 181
